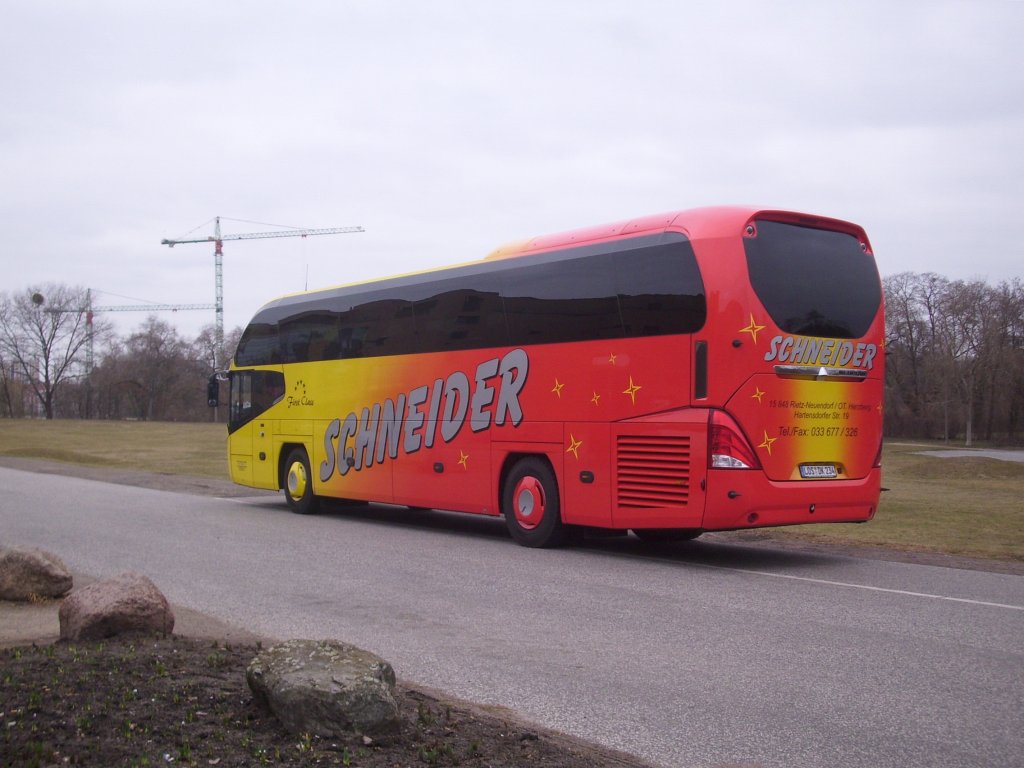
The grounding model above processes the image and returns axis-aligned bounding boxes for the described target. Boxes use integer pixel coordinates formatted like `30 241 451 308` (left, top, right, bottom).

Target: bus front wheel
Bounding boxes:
284 448 320 515
502 457 567 548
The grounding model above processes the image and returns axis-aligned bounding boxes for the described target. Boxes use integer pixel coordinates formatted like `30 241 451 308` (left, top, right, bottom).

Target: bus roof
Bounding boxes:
485 206 867 261
258 206 867 309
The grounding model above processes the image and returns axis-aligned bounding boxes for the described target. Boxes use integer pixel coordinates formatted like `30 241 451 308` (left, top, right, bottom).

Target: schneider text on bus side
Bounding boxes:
319 348 529 480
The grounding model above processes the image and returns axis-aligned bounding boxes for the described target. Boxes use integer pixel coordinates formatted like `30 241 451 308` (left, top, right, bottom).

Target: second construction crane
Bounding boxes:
161 216 364 367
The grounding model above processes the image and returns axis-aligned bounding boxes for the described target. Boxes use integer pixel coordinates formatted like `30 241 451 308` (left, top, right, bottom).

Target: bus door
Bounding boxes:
228 369 285 489
251 417 275 488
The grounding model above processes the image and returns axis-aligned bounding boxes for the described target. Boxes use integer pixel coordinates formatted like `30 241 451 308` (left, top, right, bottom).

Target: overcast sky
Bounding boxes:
2 1 1022 341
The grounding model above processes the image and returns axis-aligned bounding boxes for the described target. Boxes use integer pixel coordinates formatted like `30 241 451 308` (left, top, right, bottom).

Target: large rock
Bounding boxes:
247 639 401 739
0 546 73 601
58 572 175 641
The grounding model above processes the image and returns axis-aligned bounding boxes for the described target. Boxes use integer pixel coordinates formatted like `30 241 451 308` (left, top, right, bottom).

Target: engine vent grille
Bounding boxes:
616 435 692 508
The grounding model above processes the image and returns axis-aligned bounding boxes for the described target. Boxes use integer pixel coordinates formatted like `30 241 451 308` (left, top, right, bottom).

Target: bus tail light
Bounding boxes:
709 410 761 470
874 437 883 468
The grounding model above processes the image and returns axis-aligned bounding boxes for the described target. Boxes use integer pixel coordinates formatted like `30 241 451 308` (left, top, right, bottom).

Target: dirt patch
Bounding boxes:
1 635 648 768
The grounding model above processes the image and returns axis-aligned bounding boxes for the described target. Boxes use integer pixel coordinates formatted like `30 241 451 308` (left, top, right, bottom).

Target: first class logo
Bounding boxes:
287 380 315 408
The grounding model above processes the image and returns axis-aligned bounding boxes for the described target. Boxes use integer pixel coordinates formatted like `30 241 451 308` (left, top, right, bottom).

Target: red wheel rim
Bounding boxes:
512 475 545 530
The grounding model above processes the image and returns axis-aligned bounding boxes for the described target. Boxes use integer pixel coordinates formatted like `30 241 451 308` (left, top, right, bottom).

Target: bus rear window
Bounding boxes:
744 220 881 339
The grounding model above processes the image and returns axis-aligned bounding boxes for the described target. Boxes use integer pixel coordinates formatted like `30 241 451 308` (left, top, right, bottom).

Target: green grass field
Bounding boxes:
1 420 1021 561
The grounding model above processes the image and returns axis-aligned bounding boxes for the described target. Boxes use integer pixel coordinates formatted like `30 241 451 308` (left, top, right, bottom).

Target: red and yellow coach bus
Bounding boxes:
221 206 884 547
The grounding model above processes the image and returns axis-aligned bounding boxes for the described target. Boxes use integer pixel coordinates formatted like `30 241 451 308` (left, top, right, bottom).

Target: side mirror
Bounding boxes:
207 374 220 408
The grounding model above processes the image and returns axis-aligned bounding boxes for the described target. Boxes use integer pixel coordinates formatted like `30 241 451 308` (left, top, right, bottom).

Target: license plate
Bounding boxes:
799 464 838 479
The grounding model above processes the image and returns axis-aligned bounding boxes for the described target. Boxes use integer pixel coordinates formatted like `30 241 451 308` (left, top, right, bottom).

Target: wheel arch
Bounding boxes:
278 440 313 491
497 449 561 511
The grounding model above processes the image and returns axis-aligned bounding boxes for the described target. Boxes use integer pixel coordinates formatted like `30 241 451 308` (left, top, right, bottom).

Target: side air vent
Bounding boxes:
616 435 691 508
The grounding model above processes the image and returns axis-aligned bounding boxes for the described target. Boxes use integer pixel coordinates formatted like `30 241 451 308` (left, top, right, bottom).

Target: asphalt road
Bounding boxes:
2 466 1022 768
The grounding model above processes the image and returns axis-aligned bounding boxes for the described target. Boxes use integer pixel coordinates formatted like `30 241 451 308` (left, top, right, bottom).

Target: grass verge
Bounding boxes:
0 419 227 478
770 441 1024 562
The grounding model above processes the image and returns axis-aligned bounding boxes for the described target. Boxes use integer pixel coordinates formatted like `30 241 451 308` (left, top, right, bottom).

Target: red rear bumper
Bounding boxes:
702 467 881 530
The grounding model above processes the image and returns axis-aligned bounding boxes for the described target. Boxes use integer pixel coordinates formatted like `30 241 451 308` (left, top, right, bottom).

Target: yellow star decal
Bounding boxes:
458 450 469 469
608 352 618 365
566 434 582 459
591 391 601 406
740 313 766 344
552 378 565 398
751 386 765 404
623 376 642 405
758 430 777 456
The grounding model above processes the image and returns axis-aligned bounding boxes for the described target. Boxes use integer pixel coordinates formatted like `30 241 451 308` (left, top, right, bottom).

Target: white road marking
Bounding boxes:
683 560 1024 611
217 491 1024 611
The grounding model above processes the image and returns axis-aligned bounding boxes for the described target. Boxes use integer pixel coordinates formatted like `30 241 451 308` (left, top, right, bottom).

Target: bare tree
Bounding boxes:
0 284 93 419
936 279 988 446
193 323 243 374
117 316 200 421
884 273 1024 445
192 324 243 422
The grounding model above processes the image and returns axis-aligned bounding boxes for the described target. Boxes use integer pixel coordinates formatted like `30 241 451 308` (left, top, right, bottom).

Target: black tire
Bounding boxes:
502 457 568 548
632 528 703 543
283 447 320 515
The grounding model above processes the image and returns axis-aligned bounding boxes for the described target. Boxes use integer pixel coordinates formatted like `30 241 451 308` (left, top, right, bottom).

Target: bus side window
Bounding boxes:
230 372 252 429
228 370 285 433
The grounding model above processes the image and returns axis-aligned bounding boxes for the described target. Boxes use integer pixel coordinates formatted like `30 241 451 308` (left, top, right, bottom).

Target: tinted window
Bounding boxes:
744 220 881 338
235 323 280 367
234 234 706 365
228 369 285 433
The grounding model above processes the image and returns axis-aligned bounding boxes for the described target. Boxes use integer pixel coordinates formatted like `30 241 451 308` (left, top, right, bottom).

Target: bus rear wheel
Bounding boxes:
284 448 320 515
502 457 567 548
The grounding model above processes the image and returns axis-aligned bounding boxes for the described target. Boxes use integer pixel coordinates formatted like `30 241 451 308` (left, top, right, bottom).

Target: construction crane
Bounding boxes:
44 290 216 376
161 216 364 368
89 299 216 373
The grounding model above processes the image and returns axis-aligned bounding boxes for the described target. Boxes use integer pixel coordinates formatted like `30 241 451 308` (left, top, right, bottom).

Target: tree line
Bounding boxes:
883 273 1023 445
0 284 240 422
3 278 1023 445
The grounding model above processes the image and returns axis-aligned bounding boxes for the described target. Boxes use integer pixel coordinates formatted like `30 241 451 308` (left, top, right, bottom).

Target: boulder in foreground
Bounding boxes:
59 572 175 641
0 546 73 601
247 639 401 739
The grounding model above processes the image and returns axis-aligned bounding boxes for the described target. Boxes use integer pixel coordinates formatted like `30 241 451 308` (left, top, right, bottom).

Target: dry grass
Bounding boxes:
773 442 1024 561
1 420 1021 561
0 419 228 478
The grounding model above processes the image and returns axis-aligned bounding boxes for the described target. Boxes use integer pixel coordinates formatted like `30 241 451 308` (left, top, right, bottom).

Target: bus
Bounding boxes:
219 206 884 547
